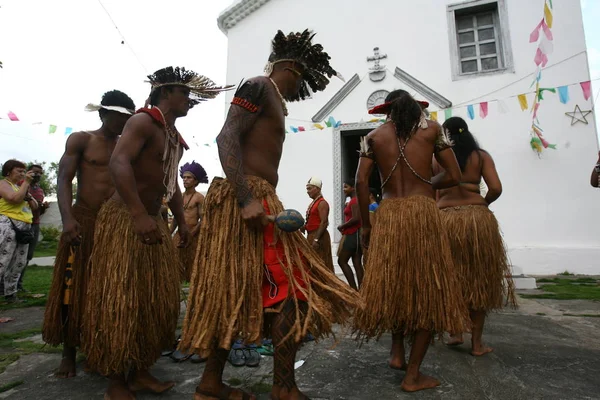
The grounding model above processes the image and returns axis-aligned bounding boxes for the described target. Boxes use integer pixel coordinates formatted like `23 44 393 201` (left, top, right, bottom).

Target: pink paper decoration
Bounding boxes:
479 102 489 119
580 81 592 100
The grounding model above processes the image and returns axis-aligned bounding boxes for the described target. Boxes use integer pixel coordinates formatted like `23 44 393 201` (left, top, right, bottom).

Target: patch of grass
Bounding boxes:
227 378 243 386
0 354 20 374
0 266 52 310
520 278 600 300
11 340 62 355
0 379 24 393
33 244 57 258
250 382 272 394
563 313 600 318
0 328 41 347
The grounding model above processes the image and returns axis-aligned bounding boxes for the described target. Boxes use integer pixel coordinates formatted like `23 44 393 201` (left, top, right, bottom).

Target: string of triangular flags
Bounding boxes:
1 112 76 136
287 116 342 133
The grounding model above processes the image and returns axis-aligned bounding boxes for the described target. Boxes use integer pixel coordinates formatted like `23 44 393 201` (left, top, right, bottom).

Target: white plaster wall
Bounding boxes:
221 0 600 275
277 128 336 241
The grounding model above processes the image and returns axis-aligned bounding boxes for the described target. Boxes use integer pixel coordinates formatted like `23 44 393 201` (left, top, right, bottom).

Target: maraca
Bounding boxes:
267 209 305 232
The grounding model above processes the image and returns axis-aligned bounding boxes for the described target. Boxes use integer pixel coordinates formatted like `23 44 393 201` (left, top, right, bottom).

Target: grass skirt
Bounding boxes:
354 196 469 340
42 204 97 347
306 230 335 273
179 177 360 354
173 228 199 282
441 205 517 310
81 200 180 376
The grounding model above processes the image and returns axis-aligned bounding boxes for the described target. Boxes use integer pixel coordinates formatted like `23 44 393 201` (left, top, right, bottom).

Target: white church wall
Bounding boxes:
220 0 600 275
277 128 336 240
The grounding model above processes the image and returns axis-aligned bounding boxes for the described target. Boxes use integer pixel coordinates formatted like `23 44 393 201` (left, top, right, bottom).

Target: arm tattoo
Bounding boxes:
217 79 267 207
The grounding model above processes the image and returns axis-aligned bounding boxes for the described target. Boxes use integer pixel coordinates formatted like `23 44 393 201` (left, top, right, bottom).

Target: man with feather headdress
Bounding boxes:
179 30 359 400
81 66 232 399
171 160 208 282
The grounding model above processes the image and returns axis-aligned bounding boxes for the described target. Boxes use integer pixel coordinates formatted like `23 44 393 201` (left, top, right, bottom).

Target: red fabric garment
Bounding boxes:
135 107 189 150
342 196 360 235
305 197 325 232
262 200 308 308
29 185 45 224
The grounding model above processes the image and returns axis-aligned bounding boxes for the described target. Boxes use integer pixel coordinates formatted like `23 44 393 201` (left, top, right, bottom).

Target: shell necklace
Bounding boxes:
269 78 288 116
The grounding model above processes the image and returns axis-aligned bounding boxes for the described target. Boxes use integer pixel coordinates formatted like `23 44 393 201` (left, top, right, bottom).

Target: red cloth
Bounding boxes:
29 185 45 224
305 197 325 232
342 197 360 235
135 107 189 150
262 200 308 308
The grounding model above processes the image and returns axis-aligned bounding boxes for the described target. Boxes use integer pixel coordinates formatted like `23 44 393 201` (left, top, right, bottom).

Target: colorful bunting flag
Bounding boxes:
430 111 437 121
479 102 489 119
467 105 475 120
544 2 553 28
558 86 570 104
497 100 509 114
48 125 57 134
298 126 305 132
580 81 592 100
7 111 19 121
538 87 556 101
64 127 73 136
518 94 529 111
290 126 298 133
327 116 336 127
530 19 543 43
444 108 452 120
313 123 324 130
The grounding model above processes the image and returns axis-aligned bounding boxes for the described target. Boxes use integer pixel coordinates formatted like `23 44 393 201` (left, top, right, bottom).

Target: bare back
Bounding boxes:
221 76 286 189
435 149 501 208
368 121 441 200
110 113 181 216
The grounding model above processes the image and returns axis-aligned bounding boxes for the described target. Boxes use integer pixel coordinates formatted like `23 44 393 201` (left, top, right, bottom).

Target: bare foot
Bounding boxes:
388 356 407 371
55 357 76 378
270 386 310 400
195 384 256 400
128 369 175 394
401 374 441 392
471 345 493 356
105 381 135 400
446 333 464 346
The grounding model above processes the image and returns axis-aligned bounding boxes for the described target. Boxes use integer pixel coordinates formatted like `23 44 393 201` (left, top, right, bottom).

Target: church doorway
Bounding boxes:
337 127 381 222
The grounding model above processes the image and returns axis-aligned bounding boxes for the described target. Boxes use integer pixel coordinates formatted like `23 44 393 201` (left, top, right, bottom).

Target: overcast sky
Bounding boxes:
1 0 599 190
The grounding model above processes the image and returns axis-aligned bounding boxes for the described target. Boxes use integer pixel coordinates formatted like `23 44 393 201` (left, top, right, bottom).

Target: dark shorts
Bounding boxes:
340 231 360 255
26 224 40 261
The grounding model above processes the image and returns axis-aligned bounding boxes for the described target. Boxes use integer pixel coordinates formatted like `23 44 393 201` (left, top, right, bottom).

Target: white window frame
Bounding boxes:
447 0 514 81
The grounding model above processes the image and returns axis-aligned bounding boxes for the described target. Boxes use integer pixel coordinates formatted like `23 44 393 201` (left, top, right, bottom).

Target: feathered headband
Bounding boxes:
84 103 133 115
368 99 430 115
180 161 208 184
146 66 234 107
264 29 344 102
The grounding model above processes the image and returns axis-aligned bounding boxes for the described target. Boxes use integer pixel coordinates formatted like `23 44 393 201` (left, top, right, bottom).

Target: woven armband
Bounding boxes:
230 80 264 113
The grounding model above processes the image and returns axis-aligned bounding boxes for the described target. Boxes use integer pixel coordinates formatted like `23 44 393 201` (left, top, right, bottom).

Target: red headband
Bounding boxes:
368 100 430 115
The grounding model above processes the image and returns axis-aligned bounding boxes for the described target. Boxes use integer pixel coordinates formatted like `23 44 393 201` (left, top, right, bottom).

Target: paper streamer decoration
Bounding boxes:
558 86 569 104
444 108 452 120
290 126 298 133
467 105 475 120
48 125 57 134
64 127 73 136
518 94 529 111
580 81 592 100
544 2 553 27
327 116 336 127
430 111 437 121
537 87 556 101
313 123 324 130
7 111 19 121
298 127 305 132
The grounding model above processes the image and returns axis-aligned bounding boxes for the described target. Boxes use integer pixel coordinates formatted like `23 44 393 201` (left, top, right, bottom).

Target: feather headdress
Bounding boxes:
146 66 234 106
264 29 344 102
180 161 208 184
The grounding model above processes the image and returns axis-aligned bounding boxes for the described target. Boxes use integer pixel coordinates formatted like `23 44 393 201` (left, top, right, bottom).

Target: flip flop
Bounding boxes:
170 350 192 362
196 385 256 400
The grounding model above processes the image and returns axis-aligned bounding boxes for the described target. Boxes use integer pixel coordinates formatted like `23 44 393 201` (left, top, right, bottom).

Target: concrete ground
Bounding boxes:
1 291 600 399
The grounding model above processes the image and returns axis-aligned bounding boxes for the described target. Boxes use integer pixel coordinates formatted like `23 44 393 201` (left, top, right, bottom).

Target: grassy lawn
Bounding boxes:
33 241 57 258
0 265 53 311
520 277 600 301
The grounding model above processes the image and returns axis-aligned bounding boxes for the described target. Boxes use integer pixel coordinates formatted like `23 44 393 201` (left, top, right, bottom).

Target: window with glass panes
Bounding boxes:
456 11 501 74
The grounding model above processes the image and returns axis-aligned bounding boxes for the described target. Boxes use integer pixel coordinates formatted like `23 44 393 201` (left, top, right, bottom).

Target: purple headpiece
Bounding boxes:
180 161 208 184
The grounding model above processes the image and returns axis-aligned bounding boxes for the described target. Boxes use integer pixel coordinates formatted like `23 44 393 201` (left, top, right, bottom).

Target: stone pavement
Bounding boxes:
1 294 600 399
